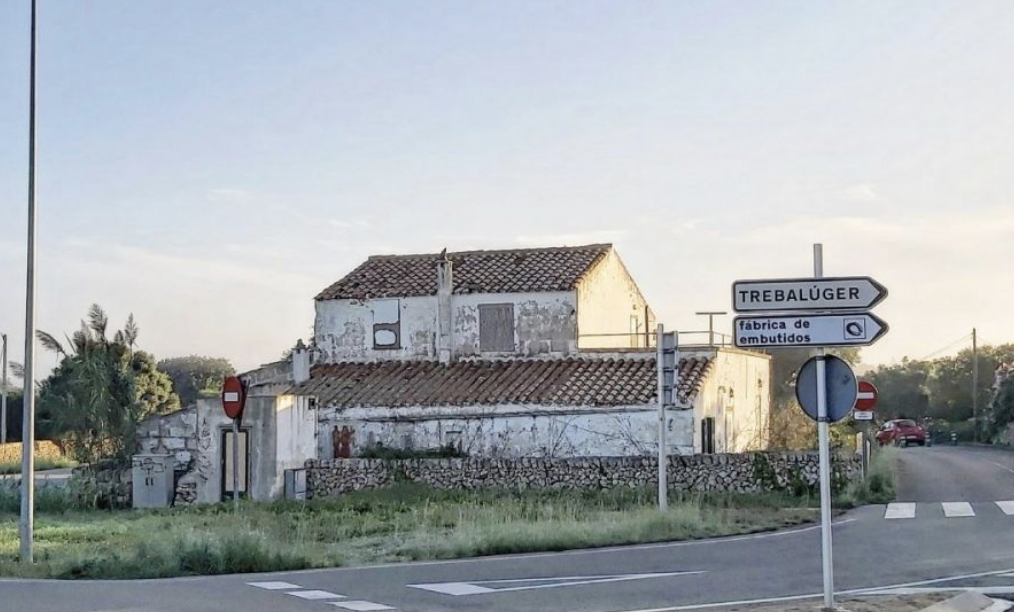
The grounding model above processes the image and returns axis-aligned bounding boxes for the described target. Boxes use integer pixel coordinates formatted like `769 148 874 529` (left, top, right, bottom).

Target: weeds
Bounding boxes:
0 484 817 579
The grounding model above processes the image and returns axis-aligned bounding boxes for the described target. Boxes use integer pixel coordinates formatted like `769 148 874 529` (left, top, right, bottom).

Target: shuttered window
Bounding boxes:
479 303 515 352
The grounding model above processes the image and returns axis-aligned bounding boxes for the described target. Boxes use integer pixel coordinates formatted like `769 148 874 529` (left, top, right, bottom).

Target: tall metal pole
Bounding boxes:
2 333 8 444
21 0 39 564
656 323 667 511
972 328 979 443
814 244 834 610
232 419 240 511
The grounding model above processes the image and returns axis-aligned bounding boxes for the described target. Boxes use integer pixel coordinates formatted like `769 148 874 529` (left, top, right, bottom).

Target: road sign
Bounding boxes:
854 410 874 421
221 376 246 420
732 276 887 313
795 355 858 422
856 381 879 411
733 312 888 349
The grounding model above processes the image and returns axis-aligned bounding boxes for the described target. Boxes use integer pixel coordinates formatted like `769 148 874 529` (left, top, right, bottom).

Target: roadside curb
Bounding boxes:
921 592 1012 612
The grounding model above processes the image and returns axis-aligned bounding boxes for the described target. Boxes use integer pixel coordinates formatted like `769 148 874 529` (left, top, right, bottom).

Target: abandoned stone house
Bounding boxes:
139 243 773 503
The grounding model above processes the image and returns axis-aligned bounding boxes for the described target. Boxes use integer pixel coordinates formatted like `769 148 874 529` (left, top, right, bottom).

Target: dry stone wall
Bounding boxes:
305 452 860 498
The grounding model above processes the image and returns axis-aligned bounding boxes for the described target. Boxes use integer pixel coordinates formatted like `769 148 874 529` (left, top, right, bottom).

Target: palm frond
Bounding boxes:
9 361 24 380
87 304 108 341
36 330 66 355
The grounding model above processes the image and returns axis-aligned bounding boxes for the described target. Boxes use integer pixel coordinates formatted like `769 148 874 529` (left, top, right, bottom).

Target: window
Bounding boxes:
479 303 515 352
701 417 716 454
372 299 400 349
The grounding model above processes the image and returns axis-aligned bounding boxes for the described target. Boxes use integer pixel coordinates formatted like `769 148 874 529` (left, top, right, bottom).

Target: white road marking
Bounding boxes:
942 502 976 517
996 501 1014 515
246 581 302 590
409 571 704 596
609 566 1014 612
287 590 346 600
986 461 1014 476
329 602 396 611
885 502 916 519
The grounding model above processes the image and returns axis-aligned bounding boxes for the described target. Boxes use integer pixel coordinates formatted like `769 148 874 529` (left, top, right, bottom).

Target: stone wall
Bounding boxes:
305 451 861 498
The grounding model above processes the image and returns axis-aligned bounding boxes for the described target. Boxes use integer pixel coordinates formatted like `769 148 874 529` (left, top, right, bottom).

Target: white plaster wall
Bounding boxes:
315 292 579 362
318 404 694 458
451 291 577 357
275 395 317 474
693 349 772 453
314 295 437 362
576 249 653 349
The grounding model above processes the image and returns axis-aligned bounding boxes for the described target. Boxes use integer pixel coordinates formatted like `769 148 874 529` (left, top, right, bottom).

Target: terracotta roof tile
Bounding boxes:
315 244 612 300
290 356 713 408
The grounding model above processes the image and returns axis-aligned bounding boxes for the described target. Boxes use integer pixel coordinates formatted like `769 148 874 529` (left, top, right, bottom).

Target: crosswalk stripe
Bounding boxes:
996 501 1014 515
329 602 396 611
287 590 346 600
942 502 975 517
246 581 301 590
885 502 916 519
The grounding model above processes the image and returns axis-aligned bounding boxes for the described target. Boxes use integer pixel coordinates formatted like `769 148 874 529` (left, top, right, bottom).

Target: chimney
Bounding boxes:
436 251 453 364
292 339 311 384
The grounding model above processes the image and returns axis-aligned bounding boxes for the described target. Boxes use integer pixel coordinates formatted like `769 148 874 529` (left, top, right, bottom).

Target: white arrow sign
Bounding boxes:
408 571 704 596
732 276 887 312
733 313 888 349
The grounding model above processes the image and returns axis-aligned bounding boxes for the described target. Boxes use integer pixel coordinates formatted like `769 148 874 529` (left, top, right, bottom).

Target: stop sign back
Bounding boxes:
856 381 878 411
221 376 246 420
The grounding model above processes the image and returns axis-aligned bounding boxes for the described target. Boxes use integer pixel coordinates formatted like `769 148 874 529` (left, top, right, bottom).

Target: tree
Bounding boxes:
867 358 931 421
36 305 179 463
157 356 235 407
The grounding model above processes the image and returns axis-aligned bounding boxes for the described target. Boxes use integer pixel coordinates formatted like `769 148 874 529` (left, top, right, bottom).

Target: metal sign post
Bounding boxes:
221 376 247 511
232 419 240 511
732 244 889 612
1 333 7 444
656 326 678 511
814 247 834 611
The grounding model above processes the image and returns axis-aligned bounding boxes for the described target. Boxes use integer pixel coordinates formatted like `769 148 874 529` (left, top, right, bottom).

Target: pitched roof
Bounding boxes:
289 356 712 408
316 244 612 300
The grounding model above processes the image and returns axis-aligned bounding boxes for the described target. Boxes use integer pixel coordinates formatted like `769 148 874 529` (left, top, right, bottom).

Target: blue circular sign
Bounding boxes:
795 355 858 422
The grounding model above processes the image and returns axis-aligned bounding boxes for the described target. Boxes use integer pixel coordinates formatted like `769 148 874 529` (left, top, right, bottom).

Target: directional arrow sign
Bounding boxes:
732 276 888 312
733 312 888 349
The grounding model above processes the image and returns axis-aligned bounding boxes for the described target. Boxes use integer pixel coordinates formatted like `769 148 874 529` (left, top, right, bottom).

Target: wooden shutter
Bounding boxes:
479 303 515 352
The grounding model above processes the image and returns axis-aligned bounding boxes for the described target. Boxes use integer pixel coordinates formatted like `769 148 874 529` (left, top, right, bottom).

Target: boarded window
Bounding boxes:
373 299 401 349
479 303 515 352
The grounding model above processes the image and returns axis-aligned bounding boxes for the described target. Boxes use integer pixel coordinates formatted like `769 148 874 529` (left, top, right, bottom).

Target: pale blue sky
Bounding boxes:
1 1 1012 373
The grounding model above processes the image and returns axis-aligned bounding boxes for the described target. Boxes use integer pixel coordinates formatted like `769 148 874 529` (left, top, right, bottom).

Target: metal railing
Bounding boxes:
577 330 732 350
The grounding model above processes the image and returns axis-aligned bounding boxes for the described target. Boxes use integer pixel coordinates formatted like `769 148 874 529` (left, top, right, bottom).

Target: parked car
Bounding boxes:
876 419 927 447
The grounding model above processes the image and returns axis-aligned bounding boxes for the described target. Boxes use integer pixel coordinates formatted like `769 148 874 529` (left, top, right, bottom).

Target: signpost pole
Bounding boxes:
814 244 835 611
1 333 7 444
656 324 667 511
232 418 240 512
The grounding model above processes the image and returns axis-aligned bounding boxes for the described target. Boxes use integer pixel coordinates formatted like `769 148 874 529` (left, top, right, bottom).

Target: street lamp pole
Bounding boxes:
2 333 8 444
21 0 39 564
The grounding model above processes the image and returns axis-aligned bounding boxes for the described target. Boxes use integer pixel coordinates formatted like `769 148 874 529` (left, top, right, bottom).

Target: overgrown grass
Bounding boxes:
837 446 898 507
0 456 77 475
0 484 818 579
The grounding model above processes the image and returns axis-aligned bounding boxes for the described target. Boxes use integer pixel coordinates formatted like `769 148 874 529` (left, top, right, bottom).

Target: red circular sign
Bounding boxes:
221 376 246 419
855 381 878 411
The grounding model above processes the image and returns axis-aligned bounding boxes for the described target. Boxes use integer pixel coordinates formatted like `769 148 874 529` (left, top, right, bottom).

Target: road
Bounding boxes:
4 446 1014 612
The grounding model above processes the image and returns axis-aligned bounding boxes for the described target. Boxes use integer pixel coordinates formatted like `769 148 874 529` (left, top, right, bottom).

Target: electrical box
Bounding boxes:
284 468 307 501
132 454 175 509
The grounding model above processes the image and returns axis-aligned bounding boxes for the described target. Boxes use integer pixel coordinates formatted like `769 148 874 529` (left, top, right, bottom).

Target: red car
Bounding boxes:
876 419 927 447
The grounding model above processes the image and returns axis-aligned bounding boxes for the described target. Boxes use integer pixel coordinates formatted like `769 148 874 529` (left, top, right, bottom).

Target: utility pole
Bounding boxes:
2 333 7 444
972 328 979 443
21 0 39 564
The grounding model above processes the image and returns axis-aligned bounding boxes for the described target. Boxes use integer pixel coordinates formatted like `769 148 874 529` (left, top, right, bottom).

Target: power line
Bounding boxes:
916 333 972 362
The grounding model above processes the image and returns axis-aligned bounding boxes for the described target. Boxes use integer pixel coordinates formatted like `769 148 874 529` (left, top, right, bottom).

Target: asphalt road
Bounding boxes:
5 446 1014 612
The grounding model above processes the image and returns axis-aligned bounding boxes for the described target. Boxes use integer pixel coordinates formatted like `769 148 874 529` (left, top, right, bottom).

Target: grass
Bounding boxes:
837 446 898 507
0 484 819 579
0 456 77 475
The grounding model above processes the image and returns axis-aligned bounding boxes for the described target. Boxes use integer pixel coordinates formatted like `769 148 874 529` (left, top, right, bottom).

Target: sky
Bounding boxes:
1 0 1012 376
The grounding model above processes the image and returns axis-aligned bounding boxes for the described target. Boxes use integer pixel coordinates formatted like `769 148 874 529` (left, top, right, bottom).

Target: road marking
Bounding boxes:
996 501 1014 515
942 502 975 517
409 571 704 596
287 590 346 600
246 581 302 590
885 502 916 519
329 602 396 611
608 566 1014 612
985 461 1014 476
